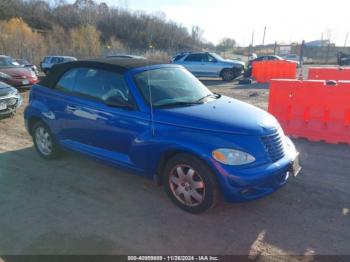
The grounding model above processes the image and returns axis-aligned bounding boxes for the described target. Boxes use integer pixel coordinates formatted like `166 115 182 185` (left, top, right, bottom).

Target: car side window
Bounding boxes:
206 54 216 62
55 68 79 92
73 68 131 104
173 54 186 61
185 54 203 62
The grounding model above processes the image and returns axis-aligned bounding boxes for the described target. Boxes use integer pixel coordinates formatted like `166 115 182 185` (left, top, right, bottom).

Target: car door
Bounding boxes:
181 53 204 76
55 67 151 169
200 53 221 77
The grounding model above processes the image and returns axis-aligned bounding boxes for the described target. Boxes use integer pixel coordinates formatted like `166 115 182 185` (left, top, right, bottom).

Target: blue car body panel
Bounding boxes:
24 64 298 202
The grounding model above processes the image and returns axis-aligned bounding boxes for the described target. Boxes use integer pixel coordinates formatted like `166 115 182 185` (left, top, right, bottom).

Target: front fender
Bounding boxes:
134 123 243 178
24 98 56 134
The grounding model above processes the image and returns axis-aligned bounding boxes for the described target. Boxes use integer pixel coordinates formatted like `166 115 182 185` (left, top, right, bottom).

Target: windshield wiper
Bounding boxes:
196 93 220 103
155 101 202 108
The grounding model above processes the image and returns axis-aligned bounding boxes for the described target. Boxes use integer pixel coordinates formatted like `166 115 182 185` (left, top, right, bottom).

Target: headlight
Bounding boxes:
9 87 18 96
8 98 17 106
0 72 11 79
212 148 256 166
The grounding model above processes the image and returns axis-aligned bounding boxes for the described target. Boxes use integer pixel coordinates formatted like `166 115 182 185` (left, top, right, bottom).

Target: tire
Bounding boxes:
32 121 60 160
163 153 219 214
244 67 252 78
221 69 236 81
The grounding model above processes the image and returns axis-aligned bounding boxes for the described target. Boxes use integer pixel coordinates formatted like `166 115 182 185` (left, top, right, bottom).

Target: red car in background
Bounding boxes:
0 55 38 88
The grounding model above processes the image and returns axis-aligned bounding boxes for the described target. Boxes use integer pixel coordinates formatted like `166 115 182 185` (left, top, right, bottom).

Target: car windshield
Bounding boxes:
0 57 21 68
134 67 216 108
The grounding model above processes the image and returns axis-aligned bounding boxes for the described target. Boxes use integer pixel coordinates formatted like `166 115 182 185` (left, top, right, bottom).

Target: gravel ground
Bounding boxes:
0 78 349 257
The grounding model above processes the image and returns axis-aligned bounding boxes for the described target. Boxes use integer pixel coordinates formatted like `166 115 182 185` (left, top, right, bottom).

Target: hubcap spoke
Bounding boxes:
170 175 181 186
183 192 192 205
186 168 195 180
191 190 203 202
176 167 186 180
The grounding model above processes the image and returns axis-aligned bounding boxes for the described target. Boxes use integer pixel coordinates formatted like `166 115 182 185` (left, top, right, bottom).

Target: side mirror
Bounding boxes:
105 95 133 109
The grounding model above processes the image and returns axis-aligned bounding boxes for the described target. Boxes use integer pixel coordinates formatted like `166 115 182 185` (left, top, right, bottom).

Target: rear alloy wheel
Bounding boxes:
221 69 235 81
164 154 219 213
32 121 60 160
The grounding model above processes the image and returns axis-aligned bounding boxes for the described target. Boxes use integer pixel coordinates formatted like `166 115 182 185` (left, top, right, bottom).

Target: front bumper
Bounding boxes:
0 93 23 116
212 146 300 202
2 77 38 87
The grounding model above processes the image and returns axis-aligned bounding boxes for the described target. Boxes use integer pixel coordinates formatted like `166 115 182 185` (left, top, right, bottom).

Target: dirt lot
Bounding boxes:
0 79 349 257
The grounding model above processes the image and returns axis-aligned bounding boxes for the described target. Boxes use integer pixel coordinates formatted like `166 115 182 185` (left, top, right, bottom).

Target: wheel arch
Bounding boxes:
28 116 43 136
155 147 218 186
219 67 234 77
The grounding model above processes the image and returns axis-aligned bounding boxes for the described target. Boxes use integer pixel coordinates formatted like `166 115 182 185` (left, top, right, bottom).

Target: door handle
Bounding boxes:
66 105 77 113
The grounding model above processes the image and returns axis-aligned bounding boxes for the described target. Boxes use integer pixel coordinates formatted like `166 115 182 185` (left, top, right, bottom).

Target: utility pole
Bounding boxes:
344 32 349 47
262 26 267 46
248 30 255 59
274 41 278 55
299 40 305 79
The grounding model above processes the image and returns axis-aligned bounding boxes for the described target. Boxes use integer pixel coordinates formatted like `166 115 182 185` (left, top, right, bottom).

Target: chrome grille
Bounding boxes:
261 130 285 162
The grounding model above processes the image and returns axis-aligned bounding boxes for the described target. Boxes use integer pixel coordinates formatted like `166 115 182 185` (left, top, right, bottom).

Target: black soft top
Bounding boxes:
39 58 163 88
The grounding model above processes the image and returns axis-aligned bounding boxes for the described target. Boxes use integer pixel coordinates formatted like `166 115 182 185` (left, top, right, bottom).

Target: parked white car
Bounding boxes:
283 54 305 63
40 56 77 74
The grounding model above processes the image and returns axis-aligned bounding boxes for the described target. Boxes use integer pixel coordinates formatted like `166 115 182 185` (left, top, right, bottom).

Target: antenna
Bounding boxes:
147 63 155 136
262 26 267 46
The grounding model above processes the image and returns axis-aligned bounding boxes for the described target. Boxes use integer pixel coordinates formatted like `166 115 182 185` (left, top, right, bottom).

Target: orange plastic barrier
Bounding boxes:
252 60 297 83
268 79 350 145
308 67 350 80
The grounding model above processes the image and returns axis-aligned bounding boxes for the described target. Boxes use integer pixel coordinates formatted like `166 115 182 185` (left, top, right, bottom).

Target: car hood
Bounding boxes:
154 96 279 136
0 67 33 77
223 59 245 66
0 81 16 96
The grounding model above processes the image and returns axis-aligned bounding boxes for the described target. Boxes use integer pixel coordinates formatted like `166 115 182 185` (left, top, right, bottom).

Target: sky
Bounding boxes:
81 0 349 46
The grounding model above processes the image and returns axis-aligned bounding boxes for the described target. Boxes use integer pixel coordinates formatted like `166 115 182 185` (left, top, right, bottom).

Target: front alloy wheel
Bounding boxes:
164 154 219 213
169 164 206 207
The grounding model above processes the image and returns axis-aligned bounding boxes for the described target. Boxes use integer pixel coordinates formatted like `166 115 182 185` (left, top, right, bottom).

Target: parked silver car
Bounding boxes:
40 56 77 74
0 81 22 117
172 52 245 81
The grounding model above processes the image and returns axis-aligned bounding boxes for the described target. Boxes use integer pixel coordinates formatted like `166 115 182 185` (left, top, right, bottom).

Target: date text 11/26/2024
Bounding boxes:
127 255 220 261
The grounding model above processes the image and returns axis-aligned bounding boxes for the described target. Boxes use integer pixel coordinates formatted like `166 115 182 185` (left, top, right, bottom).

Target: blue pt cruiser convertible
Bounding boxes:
24 58 301 213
